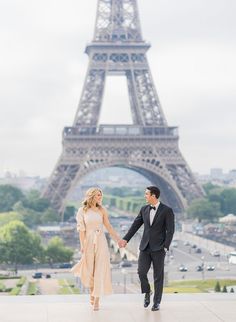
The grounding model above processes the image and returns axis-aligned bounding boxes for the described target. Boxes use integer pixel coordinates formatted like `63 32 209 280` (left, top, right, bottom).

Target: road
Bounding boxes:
3 239 235 295
166 239 236 280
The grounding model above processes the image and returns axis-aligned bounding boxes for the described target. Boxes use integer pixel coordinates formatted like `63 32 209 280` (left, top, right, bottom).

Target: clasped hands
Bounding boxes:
118 239 127 248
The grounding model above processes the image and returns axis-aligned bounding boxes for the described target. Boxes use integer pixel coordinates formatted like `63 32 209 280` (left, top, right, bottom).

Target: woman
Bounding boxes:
71 187 121 311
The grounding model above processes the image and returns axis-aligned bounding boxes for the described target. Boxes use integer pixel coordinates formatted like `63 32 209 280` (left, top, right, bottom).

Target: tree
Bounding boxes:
63 206 76 222
203 183 220 195
23 190 50 212
214 281 221 292
220 189 236 214
41 208 58 224
208 190 223 204
0 211 22 227
45 236 73 265
13 202 42 228
13 201 59 227
187 198 222 222
202 184 236 216
0 221 43 273
222 285 227 293
103 186 143 198
0 185 25 212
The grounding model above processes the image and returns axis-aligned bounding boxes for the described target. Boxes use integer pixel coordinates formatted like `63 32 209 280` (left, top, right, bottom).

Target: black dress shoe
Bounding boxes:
151 303 160 311
144 292 152 307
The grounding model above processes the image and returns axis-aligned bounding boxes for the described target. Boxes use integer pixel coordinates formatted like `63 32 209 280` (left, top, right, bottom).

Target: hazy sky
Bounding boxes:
0 0 235 177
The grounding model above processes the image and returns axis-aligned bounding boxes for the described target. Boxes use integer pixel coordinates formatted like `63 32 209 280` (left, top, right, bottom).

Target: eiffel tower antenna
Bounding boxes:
43 0 204 217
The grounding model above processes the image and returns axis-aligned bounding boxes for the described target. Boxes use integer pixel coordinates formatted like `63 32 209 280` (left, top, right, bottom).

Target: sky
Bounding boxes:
0 0 235 177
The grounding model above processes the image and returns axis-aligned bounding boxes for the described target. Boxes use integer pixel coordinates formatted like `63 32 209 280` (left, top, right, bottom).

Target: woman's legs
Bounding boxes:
93 297 100 311
88 251 96 305
90 285 94 305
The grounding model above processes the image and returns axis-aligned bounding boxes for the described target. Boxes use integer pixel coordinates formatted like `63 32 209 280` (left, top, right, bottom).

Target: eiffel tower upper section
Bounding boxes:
73 0 167 128
43 0 204 215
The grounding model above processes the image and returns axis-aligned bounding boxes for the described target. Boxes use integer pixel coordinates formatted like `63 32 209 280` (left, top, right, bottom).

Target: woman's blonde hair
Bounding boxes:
82 187 103 212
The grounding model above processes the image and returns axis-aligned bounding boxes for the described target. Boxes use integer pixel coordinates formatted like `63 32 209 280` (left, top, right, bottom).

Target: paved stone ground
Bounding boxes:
0 293 235 322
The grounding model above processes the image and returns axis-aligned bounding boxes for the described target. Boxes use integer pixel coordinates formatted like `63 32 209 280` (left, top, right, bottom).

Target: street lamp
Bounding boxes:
201 256 205 280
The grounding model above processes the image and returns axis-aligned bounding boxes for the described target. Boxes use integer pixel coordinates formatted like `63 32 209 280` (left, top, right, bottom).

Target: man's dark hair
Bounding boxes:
146 186 160 199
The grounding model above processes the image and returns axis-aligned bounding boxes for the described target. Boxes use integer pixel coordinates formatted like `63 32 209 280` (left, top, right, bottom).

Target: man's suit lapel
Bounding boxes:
152 203 164 226
144 206 151 226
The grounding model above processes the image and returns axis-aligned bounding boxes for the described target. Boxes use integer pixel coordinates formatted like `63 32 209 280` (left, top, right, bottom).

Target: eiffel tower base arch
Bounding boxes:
43 128 203 217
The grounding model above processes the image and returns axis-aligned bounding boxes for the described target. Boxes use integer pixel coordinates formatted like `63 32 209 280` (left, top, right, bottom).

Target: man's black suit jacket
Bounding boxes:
123 203 175 251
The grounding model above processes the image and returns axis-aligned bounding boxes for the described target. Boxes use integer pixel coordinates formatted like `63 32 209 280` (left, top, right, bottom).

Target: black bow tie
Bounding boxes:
150 206 156 210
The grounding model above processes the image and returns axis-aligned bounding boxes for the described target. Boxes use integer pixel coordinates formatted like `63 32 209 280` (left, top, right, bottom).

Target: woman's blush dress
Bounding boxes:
71 207 119 297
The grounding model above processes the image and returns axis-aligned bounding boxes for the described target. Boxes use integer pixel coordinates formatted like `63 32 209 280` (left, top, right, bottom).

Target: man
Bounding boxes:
118 186 175 311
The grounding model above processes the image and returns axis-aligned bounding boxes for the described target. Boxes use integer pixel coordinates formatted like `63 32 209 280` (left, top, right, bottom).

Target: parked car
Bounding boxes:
206 265 215 271
179 265 188 272
211 250 220 257
45 274 51 278
195 248 202 254
119 261 132 268
184 241 190 246
191 244 197 249
59 263 72 269
196 265 203 272
32 272 43 279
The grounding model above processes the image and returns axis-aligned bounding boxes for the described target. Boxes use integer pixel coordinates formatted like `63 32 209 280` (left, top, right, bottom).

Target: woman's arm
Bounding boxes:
79 231 86 253
76 207 86 253
102 208 121 242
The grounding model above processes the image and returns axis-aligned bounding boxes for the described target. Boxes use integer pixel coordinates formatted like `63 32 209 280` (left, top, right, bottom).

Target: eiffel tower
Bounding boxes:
43 0 203 215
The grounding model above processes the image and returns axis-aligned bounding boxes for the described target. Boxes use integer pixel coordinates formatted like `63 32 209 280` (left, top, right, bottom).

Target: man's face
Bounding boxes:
144 189 154 204
145 189 158 205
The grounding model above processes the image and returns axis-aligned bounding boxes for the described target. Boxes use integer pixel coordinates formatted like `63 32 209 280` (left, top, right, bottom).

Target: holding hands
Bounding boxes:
118 239 127 248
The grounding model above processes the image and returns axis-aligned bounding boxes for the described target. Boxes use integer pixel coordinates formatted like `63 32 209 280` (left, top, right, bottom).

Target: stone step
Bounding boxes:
0 293 235 322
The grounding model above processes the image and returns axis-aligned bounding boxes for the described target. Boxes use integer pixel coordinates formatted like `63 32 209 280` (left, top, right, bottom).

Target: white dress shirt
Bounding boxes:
149 201 160 225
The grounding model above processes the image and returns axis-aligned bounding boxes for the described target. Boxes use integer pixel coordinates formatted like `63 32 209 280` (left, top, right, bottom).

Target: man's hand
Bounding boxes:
118 239 127 248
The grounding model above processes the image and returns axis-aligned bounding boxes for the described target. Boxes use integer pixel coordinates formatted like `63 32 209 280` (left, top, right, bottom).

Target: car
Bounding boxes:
45 274 51 278
195 248 202 254
191 244 197 249
179 265 188 272
119 261 132 268
206 265 215 271
184 241 190 246
59 263 72 269
32 272 43 279
211 250 220 257
196 265 203 272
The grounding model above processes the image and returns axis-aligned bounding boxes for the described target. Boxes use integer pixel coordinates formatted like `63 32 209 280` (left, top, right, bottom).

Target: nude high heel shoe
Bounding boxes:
93 297 99 311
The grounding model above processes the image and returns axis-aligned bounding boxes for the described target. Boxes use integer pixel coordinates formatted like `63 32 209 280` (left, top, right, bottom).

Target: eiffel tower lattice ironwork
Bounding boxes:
43 0 204 215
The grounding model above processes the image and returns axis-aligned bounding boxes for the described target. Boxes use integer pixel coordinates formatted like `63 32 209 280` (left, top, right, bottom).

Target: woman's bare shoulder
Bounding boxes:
100 206 108 216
